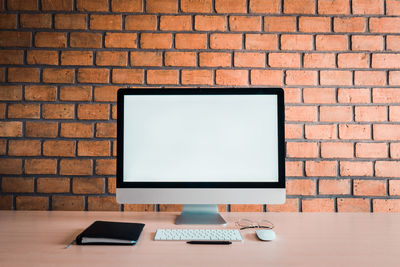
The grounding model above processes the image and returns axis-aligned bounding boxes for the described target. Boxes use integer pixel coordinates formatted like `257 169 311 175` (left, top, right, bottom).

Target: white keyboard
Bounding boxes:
154 229 242 241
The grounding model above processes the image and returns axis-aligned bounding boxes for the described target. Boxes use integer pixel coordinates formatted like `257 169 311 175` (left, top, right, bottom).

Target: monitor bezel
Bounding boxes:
117 88 285 189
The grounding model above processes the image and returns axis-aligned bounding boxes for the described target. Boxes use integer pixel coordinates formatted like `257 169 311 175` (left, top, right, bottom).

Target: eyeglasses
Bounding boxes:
235 218 274 230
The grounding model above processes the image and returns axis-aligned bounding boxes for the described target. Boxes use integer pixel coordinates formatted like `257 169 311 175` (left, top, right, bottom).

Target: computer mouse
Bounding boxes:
256 229 276 241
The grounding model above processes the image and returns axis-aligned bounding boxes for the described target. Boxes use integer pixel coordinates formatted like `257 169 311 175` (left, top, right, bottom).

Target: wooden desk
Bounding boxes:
1 211 400 266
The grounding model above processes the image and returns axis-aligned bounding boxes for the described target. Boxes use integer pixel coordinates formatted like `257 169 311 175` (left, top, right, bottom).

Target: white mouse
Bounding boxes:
256 229 276 241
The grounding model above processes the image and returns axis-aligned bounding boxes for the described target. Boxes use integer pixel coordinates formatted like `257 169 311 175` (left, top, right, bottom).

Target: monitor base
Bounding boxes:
175 204 227 225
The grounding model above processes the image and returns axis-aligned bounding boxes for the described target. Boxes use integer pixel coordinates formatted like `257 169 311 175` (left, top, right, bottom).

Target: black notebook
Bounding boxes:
75 221 145 245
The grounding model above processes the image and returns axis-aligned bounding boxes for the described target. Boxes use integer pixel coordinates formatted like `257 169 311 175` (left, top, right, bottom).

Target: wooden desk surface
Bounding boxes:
1 211 400 266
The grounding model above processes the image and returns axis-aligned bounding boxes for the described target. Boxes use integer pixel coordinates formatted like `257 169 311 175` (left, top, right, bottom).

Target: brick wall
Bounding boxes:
0 0 400 212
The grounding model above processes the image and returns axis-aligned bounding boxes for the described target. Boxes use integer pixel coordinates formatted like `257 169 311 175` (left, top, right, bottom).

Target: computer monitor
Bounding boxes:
116 88 285 225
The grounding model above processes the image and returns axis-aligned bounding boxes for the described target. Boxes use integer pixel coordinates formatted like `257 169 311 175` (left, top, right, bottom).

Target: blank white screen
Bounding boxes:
123 95 278 182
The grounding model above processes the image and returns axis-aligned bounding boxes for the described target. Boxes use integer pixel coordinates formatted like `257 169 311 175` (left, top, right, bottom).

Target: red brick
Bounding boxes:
105 33 137 48
356 142 387 158
389 180 400 195
43 68 74 84
286 179 315 195
320 71 352 86
305 124 336 140
52 196 84 211
181 0 212 12
60 86 92 101
125 15 156 31
234 52 265 67
181 70 213 85
77 68 109 84
302 198 334 212
389 71 400 86
321 142 353 158
215 0 246 13
376 161 400 177
0 50 23 64
229 16 260 31
93 86 119 102
286 70 317 86
140 33 172 49
319 179 350 195
161 15 191 31
284 88 301 103
250 0 280 13
353 0 383 14
0 105 4 119
88 196 120 211
131 51 161 67
268 53 299 68
78 140 110 156
299 16 330 32
267 198 299 212
0 158 21 174
264 16 296 32
77 104 109 120
387 0 400 15
112 0 142 12
43 140 75 157
112 69 143 84
8 67 39 83
340 161 373 176
303 53 335 68
95 159 116 175
60 122 93 138
42 104 74 119
61 51 92 66
96 122 116 138
286 161 303 176
337 198 370 212
146 0 177 13
339 124 371 140
37 177 70 193
373 88 400 103
230 204 263 212
16 196 48 211
199 52 231 67
303 88 335 104
246 34 277 50
392 143 400 159
374 199 400 212
0 31 31 47
8 104 40 119
390 106 400 122
60 159 92 175
108 177 116 194
215 70 248 86
8 0 37 10
316 35 347 51
352 35 383 51
354 71 386 86
305 161 337 176
55 14 86 30
285 106 317 122
281 34 313 50
210 33 242 49
42 0 73 10
90 15 121 30
372 54 400 69
354 179 385 196
147 70 179 85
96 51 127 66
355 106 386 122
35 32 66 48
70 32 102 48
318 0 350 14
26 121 58 138
387 36 400 51
165 52 196 67
194 15 226 31
25 159 57 175
27 50 58 65
338 88 370 103
73 177 105 194
285 124 303 139
0 85 22 100
8 140 40 156
0 121 22 137
334 17 366 32
374 124 400 140
338 53 369 68
286 142 318 158
20 14 51 28
251 69 282 86
175 33 207 49
0 68 4 82
0 196 12 210
284 0 315 14
77 0 108 11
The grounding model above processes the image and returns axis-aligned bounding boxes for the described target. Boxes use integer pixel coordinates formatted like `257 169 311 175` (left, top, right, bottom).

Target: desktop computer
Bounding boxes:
116 88 285 225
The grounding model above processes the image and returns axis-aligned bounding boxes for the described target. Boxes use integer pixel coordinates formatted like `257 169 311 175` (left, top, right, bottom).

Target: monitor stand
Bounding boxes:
175 204 227 225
